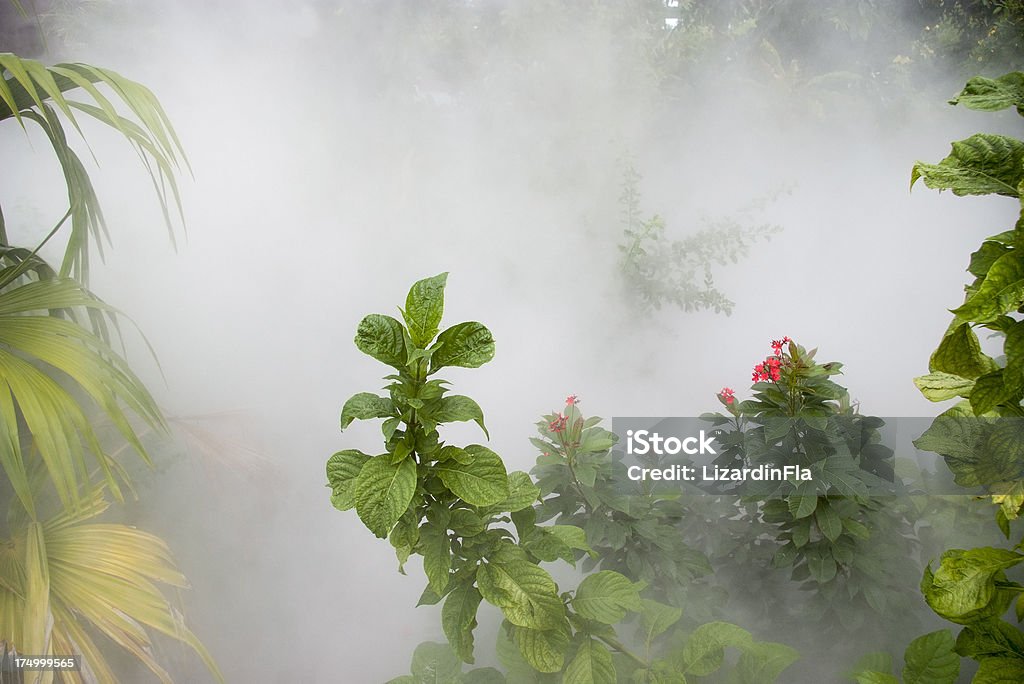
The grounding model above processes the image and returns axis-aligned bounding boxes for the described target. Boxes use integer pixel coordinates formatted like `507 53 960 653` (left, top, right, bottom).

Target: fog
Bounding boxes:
2 1 1023 681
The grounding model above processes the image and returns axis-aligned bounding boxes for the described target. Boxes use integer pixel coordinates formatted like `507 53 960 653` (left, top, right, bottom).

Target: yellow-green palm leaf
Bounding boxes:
0 489 223 683
0 275 165 515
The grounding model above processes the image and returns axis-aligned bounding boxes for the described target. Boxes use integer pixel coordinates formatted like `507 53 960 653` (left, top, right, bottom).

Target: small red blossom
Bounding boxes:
549 413 568 433
565 394 579 406
719 387 735 404
770 336 792 356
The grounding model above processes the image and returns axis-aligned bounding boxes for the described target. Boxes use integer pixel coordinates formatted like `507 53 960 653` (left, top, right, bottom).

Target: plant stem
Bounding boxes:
0 208 71 290
595 633 647 668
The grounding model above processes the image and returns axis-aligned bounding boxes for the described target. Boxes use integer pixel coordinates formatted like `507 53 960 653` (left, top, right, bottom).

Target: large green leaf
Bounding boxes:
429 322 495 373
912 134 1024 198
402 273 448 348
788 492 817 519
431 395 489 438
902 630 960 684
815 502 842 542
678 622 752 676
807 547 838 583
972 657 1024 683
355 314 408 369
950 72 1024 115
495 624 542 681
923 548 1024 624
913 415 988 487
1005 321 1024 390
409 642 462 683
326 449 371 511
421 518 453 595
955 255 1024 324
956 619 1024 660
354 456 417 538
639 599 683 646
442 582 482 664
914 372 976 402
563 638 615 684
930 324 998 377
735 641 800 684
435 445 508 506
496 471 540 512
512 625 568 674
477 560 564 630
340 393 396 430
571 570 642 624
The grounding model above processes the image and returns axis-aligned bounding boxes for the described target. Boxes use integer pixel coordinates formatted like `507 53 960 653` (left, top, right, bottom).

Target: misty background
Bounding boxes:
2 1 1023 680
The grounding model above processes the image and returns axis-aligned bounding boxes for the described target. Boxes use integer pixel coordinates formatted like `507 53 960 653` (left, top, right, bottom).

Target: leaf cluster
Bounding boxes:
530 401 716 616
909 71 1024 682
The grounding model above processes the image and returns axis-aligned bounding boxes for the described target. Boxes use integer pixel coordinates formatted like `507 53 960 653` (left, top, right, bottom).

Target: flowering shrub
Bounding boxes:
329 275 800 683
705 338 921 636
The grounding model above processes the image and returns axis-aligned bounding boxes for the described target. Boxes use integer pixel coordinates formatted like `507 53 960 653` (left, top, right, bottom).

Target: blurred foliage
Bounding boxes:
617 164 781 315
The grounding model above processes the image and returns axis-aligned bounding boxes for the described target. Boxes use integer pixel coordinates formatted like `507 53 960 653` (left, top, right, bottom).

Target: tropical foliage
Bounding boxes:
0 52 218 682
892 70 1024 683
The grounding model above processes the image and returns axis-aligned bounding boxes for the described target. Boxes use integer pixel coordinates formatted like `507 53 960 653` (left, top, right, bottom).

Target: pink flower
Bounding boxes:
565 395 579 406
719 387 735 404
549 414 568 433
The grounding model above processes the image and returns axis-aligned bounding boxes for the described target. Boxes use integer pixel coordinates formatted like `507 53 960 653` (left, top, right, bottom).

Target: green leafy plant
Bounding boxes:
908 70 1024 682
705 339 920 633
329 275 800 683
330 272 579 674
530 396 718 619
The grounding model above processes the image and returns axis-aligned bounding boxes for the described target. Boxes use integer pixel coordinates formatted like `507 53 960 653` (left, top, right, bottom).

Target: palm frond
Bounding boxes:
0 490 224 683
0 53 188 282
0 275 166 515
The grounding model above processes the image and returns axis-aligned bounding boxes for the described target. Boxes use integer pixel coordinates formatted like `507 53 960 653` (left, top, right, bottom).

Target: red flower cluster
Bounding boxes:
549 413 568 433
565 394 579 406
752 337 791 382
752 357 782 383
719 387 735 404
